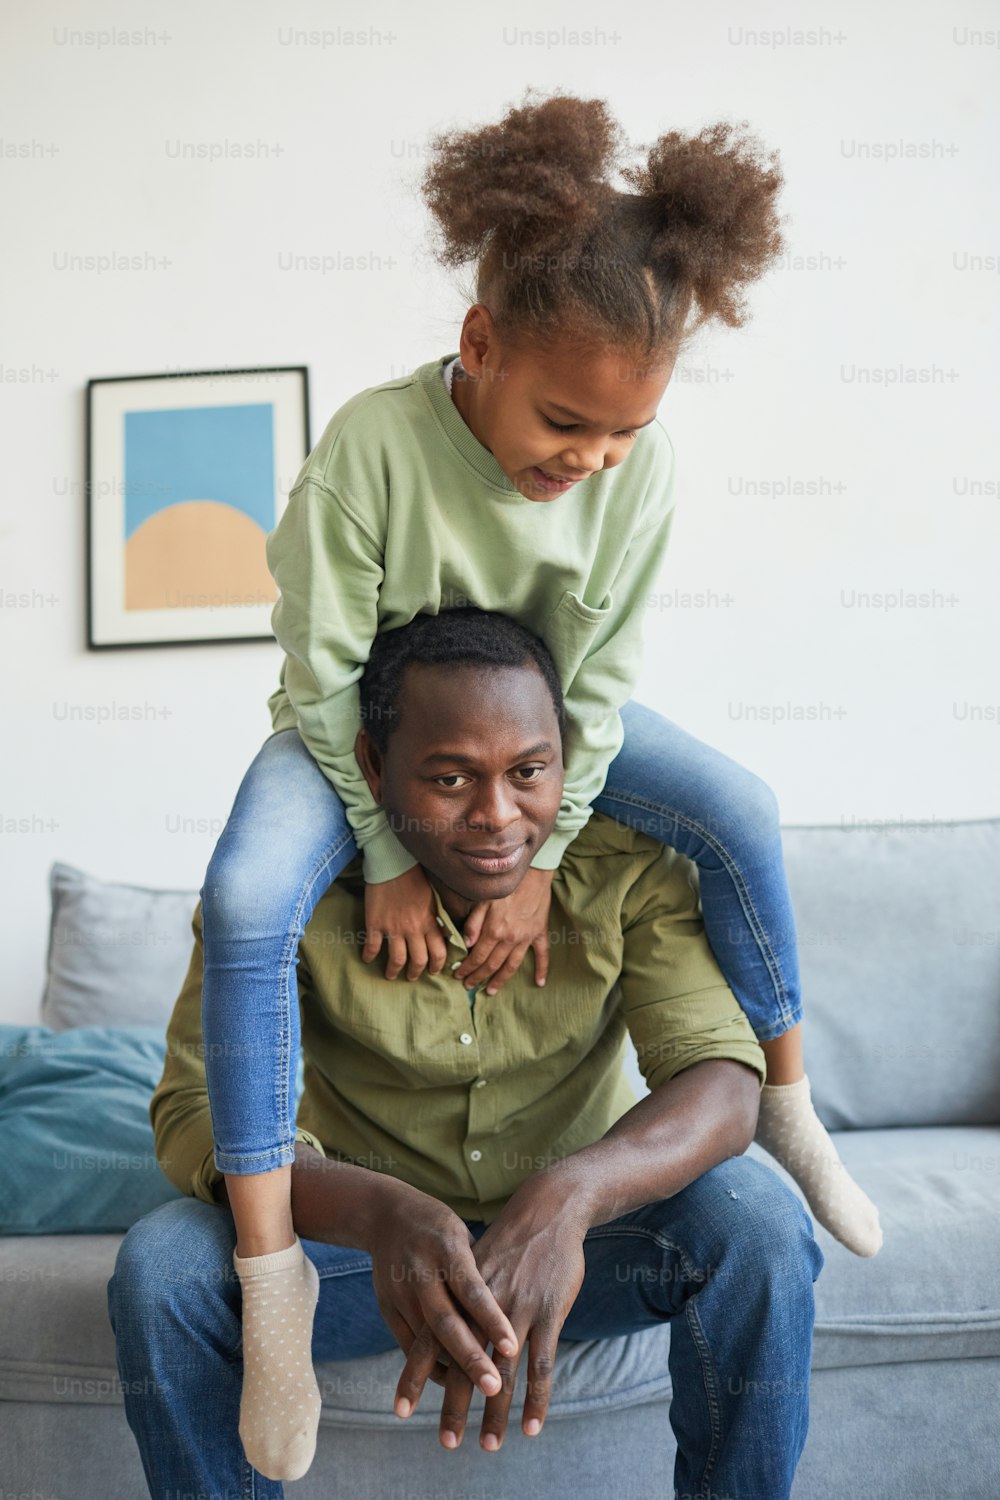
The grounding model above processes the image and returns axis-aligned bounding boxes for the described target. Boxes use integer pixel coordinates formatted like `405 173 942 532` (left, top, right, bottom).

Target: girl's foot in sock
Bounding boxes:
754 1073 883 1257
233 1234 322 1481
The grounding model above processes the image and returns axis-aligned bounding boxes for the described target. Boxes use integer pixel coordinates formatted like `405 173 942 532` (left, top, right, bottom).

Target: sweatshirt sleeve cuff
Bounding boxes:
361 822 420 884
529 821 585 871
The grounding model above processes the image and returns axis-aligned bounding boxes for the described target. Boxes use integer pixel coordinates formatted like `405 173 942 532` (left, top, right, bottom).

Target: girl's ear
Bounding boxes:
354 728 383 803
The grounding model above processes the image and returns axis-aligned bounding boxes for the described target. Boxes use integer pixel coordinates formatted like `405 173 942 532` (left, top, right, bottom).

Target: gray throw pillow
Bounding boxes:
42 863 200 1031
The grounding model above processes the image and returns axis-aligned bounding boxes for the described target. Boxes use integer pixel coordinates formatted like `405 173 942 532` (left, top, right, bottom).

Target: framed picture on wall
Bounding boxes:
86 365 310 648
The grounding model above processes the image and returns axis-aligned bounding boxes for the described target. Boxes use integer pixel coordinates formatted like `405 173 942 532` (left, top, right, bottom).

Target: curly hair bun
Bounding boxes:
622 120 785 330
421 87 625 266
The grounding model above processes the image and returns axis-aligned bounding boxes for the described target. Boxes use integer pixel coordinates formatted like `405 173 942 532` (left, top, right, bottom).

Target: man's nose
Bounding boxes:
465 780 522 830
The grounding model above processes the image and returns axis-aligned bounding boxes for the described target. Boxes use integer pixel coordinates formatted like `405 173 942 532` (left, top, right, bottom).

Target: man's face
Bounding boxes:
357 659 564 905
452 304 675 503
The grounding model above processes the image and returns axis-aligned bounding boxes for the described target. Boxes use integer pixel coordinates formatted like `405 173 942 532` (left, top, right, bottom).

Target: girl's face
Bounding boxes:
453 306 676 503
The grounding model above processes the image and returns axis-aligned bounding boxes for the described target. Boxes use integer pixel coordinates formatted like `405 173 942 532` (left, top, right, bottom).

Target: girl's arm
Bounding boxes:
531 443 679 871
266 477 418 887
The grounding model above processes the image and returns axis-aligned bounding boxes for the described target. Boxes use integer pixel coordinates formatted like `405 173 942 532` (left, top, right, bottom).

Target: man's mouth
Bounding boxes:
455 842 526 874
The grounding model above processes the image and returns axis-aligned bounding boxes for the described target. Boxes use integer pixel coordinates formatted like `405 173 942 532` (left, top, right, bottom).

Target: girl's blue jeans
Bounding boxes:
200 699 803 1176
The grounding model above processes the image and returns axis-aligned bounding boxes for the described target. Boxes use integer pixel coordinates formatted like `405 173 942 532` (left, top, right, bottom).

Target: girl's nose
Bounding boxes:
561 439 609 475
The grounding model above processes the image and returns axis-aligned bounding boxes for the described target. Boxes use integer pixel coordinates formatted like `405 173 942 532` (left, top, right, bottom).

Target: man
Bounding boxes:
108 608 823 1500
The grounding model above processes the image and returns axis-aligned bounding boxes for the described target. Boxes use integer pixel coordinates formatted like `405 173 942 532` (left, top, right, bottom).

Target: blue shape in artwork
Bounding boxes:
123 403 275 540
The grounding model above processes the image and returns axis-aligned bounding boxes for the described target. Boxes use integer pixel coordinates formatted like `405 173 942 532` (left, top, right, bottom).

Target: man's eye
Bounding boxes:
435 774 470 788
513 766 544 781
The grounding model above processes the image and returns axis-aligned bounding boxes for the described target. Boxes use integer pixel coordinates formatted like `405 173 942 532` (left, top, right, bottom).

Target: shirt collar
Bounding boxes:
429 883 470 953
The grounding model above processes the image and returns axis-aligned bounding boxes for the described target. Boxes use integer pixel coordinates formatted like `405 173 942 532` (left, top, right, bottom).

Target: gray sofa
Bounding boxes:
2 817 999 1499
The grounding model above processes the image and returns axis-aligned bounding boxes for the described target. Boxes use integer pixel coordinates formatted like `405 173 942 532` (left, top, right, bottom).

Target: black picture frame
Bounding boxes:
85 364 310 649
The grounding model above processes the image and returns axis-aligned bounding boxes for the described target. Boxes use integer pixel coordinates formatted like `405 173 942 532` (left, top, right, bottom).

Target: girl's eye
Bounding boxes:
542 415 638 440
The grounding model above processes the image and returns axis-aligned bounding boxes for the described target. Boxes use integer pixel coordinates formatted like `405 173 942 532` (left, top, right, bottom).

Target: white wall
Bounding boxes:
2 0 997 1023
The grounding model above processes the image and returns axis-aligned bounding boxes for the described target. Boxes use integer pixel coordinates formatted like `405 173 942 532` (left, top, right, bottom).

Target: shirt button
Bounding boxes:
474 1078 487 1088
469 1149 482 1162
450 960 463 971
459 1032 473 1045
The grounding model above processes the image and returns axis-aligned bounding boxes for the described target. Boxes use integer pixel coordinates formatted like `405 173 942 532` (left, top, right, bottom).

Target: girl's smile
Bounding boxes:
527 465 582 496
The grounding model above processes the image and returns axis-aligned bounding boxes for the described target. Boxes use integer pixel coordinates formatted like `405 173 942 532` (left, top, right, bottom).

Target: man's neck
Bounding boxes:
425 871 475 931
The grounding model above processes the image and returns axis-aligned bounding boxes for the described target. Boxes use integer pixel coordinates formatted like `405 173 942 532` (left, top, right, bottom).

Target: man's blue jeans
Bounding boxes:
107 1154 823 1500
200 701 803 1175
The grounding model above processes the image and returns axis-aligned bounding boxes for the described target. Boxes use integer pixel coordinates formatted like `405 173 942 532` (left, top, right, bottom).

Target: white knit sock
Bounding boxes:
754 1074 883 1257
233 1235 322 1481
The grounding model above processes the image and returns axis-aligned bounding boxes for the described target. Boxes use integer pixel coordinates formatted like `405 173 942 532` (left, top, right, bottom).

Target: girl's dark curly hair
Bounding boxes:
420 87 786 360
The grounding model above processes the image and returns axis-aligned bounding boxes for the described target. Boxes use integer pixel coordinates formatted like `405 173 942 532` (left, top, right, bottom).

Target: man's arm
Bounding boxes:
512 1056 758 1229
390 1058 759 1443
524 832 769 1223
167 919 519 1397
553 837 767 1225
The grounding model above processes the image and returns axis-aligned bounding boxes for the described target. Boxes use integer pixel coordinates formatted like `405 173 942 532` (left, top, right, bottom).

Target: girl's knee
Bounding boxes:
202 826 352 934
729 766 781 844
614 704 782 847
692 760 780 852
200 850 313 933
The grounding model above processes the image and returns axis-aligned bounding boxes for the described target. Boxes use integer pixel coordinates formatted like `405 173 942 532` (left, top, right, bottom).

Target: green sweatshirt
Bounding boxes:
265 353 677 884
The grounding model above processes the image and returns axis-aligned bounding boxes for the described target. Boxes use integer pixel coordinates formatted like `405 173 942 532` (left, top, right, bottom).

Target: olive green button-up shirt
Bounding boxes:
150 813 766 1223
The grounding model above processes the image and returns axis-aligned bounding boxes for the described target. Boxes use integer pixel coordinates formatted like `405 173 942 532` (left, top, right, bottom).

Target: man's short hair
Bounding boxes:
359 607 567 753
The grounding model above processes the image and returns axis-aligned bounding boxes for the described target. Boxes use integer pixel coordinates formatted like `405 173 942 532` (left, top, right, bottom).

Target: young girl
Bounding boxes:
200 89 881 1482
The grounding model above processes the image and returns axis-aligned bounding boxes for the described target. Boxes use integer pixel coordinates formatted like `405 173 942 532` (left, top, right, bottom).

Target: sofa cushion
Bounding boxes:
2 1127 997 1413
0 1025 183 1234
0 1234 133 1406
42 862 200 1030
747 1125 1000 1368
781 818 1000 1129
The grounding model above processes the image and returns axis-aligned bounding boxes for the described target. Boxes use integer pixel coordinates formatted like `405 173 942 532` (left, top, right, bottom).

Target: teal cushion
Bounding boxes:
0 1024 183 1234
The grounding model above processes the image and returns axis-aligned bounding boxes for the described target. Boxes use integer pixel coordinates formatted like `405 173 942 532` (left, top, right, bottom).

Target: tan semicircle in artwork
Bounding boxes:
124 500 277 612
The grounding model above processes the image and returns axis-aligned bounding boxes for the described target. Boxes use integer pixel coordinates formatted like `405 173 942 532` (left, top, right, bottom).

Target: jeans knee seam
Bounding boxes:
685 1297 725 1488
583 1223 724 1482
599 786 797 1031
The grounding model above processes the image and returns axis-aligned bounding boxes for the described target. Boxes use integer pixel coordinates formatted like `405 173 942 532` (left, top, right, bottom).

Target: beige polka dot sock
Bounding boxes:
754 1073 884 1257
233 1235 322 1481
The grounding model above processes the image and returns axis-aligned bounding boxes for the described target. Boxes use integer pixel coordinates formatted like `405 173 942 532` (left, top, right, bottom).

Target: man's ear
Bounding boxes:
354 728 383 803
